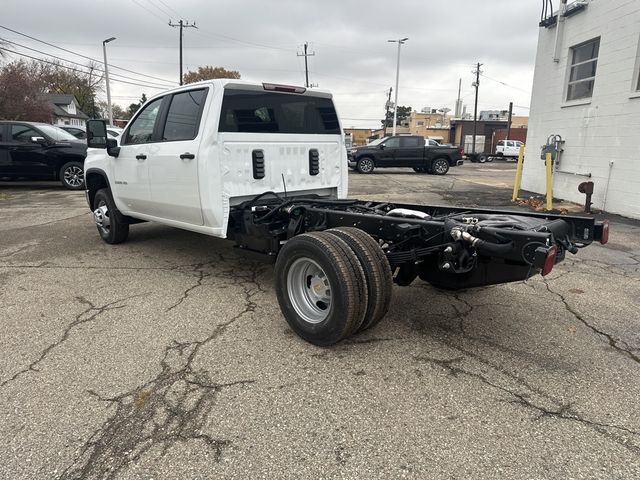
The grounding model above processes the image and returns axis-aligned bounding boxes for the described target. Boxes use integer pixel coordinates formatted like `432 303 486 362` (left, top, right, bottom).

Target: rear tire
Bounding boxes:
326 227 393 332
60 161 85 190
431 158 450 175
93 188 129 244
356 157 375 174
274 232 368 346
478 154 488 163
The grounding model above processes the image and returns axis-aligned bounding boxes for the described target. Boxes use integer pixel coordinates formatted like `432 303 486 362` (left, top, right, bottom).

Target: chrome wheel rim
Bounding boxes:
64 166 84 187
287 258 332 324
434 160 448 174
359 158 373 173
94 201 111 235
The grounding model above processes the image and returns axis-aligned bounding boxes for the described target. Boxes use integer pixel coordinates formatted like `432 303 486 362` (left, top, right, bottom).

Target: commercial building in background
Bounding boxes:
523 0 640 219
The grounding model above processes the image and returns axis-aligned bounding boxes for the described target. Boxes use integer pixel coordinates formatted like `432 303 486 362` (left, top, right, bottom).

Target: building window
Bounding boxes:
567 37 600 101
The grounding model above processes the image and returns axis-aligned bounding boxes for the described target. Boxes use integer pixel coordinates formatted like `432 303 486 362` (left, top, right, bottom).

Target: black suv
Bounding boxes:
0 121 88 189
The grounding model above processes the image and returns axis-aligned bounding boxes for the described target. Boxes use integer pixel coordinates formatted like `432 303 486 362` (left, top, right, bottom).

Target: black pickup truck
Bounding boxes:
347 135 464 175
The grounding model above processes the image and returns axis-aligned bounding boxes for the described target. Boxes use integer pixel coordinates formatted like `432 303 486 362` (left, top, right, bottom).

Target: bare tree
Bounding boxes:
183 66 240 84
0 60 52 121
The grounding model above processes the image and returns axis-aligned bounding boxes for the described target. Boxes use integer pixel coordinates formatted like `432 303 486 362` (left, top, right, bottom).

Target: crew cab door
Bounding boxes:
6 124 51 177
113 96 164 215
146 87 207 225
396 136 424 167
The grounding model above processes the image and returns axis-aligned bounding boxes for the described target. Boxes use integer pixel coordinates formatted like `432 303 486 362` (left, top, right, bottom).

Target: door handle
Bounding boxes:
180 152 195 160
136 154 147 160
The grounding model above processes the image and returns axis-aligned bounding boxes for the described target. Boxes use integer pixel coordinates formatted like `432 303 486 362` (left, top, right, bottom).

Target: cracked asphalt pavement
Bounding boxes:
1 163 639 479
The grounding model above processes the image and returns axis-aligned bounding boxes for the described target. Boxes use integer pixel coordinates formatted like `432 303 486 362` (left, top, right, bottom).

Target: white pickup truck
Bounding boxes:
84 79 608 346
495 139 524 159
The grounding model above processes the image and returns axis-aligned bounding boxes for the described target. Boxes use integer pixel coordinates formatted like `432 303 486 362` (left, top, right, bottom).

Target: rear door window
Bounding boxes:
162 89 208 141
400 137 422 147
219 90 340 134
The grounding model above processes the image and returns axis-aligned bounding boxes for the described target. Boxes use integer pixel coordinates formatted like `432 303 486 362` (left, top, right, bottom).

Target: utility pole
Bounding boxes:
102 37 116 126
169 19 197 85
388 37 408 136
472 62 483 156
383 87 392 137
297 42 315 88
506 101 513 141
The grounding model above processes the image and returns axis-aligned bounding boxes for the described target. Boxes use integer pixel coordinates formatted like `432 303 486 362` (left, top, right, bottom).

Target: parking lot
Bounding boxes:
1 162 639 479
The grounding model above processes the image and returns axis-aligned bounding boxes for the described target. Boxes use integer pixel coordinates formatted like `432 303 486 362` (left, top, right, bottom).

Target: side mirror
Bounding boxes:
106 138 120 158
379 144 385 150
31 136 47 145
86 120 108 149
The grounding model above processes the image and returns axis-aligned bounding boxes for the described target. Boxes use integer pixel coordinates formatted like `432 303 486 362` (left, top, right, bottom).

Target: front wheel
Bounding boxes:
356 157 375 174
93 188 129 244
60 161 85 190
431 158 450 175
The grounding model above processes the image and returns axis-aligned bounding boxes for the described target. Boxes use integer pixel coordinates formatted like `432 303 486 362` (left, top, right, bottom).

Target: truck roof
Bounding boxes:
146 79 334 103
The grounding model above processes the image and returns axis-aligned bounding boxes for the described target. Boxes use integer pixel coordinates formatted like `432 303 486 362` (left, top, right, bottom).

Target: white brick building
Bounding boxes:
522 0 640 219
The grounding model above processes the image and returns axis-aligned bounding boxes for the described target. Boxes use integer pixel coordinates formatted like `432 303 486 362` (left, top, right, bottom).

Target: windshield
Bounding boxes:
367 137 389 146
38 125 79 142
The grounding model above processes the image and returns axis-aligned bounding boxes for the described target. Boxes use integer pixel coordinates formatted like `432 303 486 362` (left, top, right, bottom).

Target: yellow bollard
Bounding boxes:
545 152 553 211
512 144 525 201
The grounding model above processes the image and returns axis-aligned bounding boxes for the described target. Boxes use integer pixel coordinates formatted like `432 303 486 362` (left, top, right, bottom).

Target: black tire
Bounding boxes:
486 156 494 162
274 232 368 346
326 227 393 332
93 188 129 244
431 158 450 175
356 157 375 174
60 161 85 190
478 155 488 163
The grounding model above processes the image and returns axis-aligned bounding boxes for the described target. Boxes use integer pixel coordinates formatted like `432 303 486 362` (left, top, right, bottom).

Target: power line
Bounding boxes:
156 0 182 17
5 40 175 89
131 0 169 24
0 47 169 90
0 24 177 85
479 73 531 94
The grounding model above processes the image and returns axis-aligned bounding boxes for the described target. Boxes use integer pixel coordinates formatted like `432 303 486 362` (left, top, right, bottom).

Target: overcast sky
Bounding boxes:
0 0 542 128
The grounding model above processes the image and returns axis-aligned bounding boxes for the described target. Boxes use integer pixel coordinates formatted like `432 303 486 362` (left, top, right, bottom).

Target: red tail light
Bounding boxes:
599 220 609 245
262 83 306 94
541 245 558 276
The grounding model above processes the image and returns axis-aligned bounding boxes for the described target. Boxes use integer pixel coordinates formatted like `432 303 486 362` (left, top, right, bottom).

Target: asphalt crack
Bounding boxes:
542 278 640 365
415 354 640 454
59 263 265 479
0 295 141 388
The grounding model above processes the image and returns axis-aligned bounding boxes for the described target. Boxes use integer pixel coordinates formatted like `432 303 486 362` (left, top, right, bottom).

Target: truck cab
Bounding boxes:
495 139 524 158
85 80 347 240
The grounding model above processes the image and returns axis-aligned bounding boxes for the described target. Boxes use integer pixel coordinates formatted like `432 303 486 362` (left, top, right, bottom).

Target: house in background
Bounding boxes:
44 94 89 127
522 0 640 219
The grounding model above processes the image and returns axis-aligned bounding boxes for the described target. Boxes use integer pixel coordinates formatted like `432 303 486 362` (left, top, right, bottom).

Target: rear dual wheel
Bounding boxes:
274 228 393 346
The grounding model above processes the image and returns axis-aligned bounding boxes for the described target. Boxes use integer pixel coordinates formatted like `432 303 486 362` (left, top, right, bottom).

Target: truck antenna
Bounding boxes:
281 173 288 199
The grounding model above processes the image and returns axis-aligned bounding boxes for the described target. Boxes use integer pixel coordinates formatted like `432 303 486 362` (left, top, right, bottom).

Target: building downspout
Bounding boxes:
553 0 568 62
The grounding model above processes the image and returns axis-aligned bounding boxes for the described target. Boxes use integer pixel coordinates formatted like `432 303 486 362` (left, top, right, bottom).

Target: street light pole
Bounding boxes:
388 37 408 136
102 37 116 126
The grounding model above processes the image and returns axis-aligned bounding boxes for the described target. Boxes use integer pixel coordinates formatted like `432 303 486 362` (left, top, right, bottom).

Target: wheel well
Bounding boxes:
86 171 109 208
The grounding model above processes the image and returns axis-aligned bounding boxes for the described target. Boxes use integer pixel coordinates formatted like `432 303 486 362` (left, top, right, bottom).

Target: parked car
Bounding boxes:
60 125 123 140
0 121 88 189
347 135 463 175
495 139 524 159
60 126 87 139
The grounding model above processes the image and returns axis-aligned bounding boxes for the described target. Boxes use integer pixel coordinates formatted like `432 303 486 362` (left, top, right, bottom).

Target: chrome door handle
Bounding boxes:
136 154 147 160
180 152 195 160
